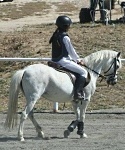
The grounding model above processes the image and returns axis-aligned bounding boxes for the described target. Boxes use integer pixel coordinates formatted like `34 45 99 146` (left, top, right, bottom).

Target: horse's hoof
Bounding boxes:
64 130 70 138
43 136 51 140
38 131 45 139
18 137 25 142
80 133 88 138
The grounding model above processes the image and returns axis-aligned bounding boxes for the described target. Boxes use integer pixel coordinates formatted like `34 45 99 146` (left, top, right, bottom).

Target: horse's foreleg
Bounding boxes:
28 111 44 139
64 102 79 138
64 100 89 138
77 100 89 138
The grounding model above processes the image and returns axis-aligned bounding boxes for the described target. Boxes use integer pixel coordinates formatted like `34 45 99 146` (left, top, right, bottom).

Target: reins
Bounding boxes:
81 64 106 81
84 65 105 78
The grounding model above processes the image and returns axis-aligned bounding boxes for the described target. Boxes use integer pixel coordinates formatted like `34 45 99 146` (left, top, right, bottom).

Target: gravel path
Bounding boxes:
0 0 122 32
0 0 89 31
0 109 125 150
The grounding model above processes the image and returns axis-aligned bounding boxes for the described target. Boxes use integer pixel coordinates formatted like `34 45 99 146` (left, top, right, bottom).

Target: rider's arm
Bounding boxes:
63 36 79 62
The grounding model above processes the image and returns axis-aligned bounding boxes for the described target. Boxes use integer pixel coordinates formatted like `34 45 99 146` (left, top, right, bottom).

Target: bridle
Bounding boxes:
103 57 119 84
104 57 117 78
84 56 119 82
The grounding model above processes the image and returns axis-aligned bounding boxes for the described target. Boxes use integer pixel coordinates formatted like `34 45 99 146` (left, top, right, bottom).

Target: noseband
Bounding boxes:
104 57 117 78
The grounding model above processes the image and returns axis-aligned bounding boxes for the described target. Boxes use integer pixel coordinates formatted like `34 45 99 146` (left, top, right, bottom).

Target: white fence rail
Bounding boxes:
0 57 51 61
121 59 125 63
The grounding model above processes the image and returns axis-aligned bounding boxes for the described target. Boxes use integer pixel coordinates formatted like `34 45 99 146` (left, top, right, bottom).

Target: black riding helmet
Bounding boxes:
56 15 72 30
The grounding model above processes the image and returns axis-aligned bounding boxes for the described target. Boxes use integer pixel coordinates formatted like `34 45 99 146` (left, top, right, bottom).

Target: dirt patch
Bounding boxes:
1 23 125 112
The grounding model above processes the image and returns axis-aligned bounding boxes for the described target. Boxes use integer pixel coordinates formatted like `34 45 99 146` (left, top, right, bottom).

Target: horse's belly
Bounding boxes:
43 82 74 102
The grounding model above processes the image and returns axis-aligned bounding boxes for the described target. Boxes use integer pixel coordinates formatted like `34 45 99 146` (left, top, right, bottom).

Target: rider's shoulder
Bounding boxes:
58 32 68 37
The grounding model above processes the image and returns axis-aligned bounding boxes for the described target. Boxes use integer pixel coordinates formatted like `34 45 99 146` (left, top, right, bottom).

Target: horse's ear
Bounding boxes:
117 52 121 58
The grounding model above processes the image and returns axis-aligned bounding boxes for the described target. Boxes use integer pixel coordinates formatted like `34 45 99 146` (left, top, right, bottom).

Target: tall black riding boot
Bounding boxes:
74 76 86 100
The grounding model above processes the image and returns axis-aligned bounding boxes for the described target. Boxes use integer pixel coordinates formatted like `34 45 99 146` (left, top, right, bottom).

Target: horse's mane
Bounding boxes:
83 50 118 68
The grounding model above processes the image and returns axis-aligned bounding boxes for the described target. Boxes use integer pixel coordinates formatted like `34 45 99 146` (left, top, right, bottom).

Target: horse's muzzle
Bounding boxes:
107 76 117 85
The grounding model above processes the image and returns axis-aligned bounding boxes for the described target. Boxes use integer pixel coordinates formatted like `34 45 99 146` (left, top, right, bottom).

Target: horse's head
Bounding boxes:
104 52 122 85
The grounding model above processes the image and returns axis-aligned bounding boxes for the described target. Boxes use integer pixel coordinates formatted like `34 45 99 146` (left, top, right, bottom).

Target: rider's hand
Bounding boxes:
77 59 85 66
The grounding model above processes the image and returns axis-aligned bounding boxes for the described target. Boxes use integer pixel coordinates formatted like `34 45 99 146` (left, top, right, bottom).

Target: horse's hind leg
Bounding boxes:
18 109 27 141
28 111 44 138
18 100 38 141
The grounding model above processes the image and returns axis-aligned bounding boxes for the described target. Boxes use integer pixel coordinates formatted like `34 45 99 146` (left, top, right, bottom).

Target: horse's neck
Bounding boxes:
84 50 115 76
85 60 105 93
85 59 104 75
94 61 104 74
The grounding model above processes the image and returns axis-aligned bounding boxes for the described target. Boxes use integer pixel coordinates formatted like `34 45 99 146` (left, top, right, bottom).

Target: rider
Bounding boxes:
49 15 88 101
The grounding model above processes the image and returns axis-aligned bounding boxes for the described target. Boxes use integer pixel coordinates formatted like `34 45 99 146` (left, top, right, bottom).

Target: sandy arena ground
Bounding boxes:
0 109 125 150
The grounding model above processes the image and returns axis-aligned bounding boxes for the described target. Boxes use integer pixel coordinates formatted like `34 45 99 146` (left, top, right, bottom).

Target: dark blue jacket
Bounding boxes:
51 31 69 62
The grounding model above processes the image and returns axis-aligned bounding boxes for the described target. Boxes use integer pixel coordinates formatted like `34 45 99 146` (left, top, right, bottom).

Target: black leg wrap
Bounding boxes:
77 121 84 135
68 120 78 132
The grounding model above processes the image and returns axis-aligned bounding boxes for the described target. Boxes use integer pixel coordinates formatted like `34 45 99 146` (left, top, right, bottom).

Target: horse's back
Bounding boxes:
24 63 74 83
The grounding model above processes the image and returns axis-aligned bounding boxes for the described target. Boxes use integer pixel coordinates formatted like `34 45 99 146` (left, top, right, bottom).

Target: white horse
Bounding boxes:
5 50 122 141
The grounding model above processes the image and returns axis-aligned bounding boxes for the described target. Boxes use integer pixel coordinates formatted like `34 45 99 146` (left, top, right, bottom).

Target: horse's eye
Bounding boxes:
116 65 119 69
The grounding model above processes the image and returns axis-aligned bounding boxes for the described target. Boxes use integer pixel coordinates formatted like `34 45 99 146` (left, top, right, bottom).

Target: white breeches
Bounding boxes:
57 58 88 78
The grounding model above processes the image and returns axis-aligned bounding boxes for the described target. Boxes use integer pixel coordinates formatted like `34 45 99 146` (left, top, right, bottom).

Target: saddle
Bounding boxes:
47 61 91 87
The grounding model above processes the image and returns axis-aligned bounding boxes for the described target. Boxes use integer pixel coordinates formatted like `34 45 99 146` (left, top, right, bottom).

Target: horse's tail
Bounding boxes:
5 69 24 129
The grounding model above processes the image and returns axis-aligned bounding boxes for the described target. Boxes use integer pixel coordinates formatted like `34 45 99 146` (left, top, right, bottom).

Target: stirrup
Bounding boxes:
74 92 85 100
74 96 84 100
73 95 85 102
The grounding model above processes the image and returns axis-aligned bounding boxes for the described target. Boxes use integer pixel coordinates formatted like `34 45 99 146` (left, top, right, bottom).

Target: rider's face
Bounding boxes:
66 25 70 32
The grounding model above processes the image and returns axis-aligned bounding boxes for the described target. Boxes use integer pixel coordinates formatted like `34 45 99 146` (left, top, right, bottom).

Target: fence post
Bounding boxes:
53 102 58 112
